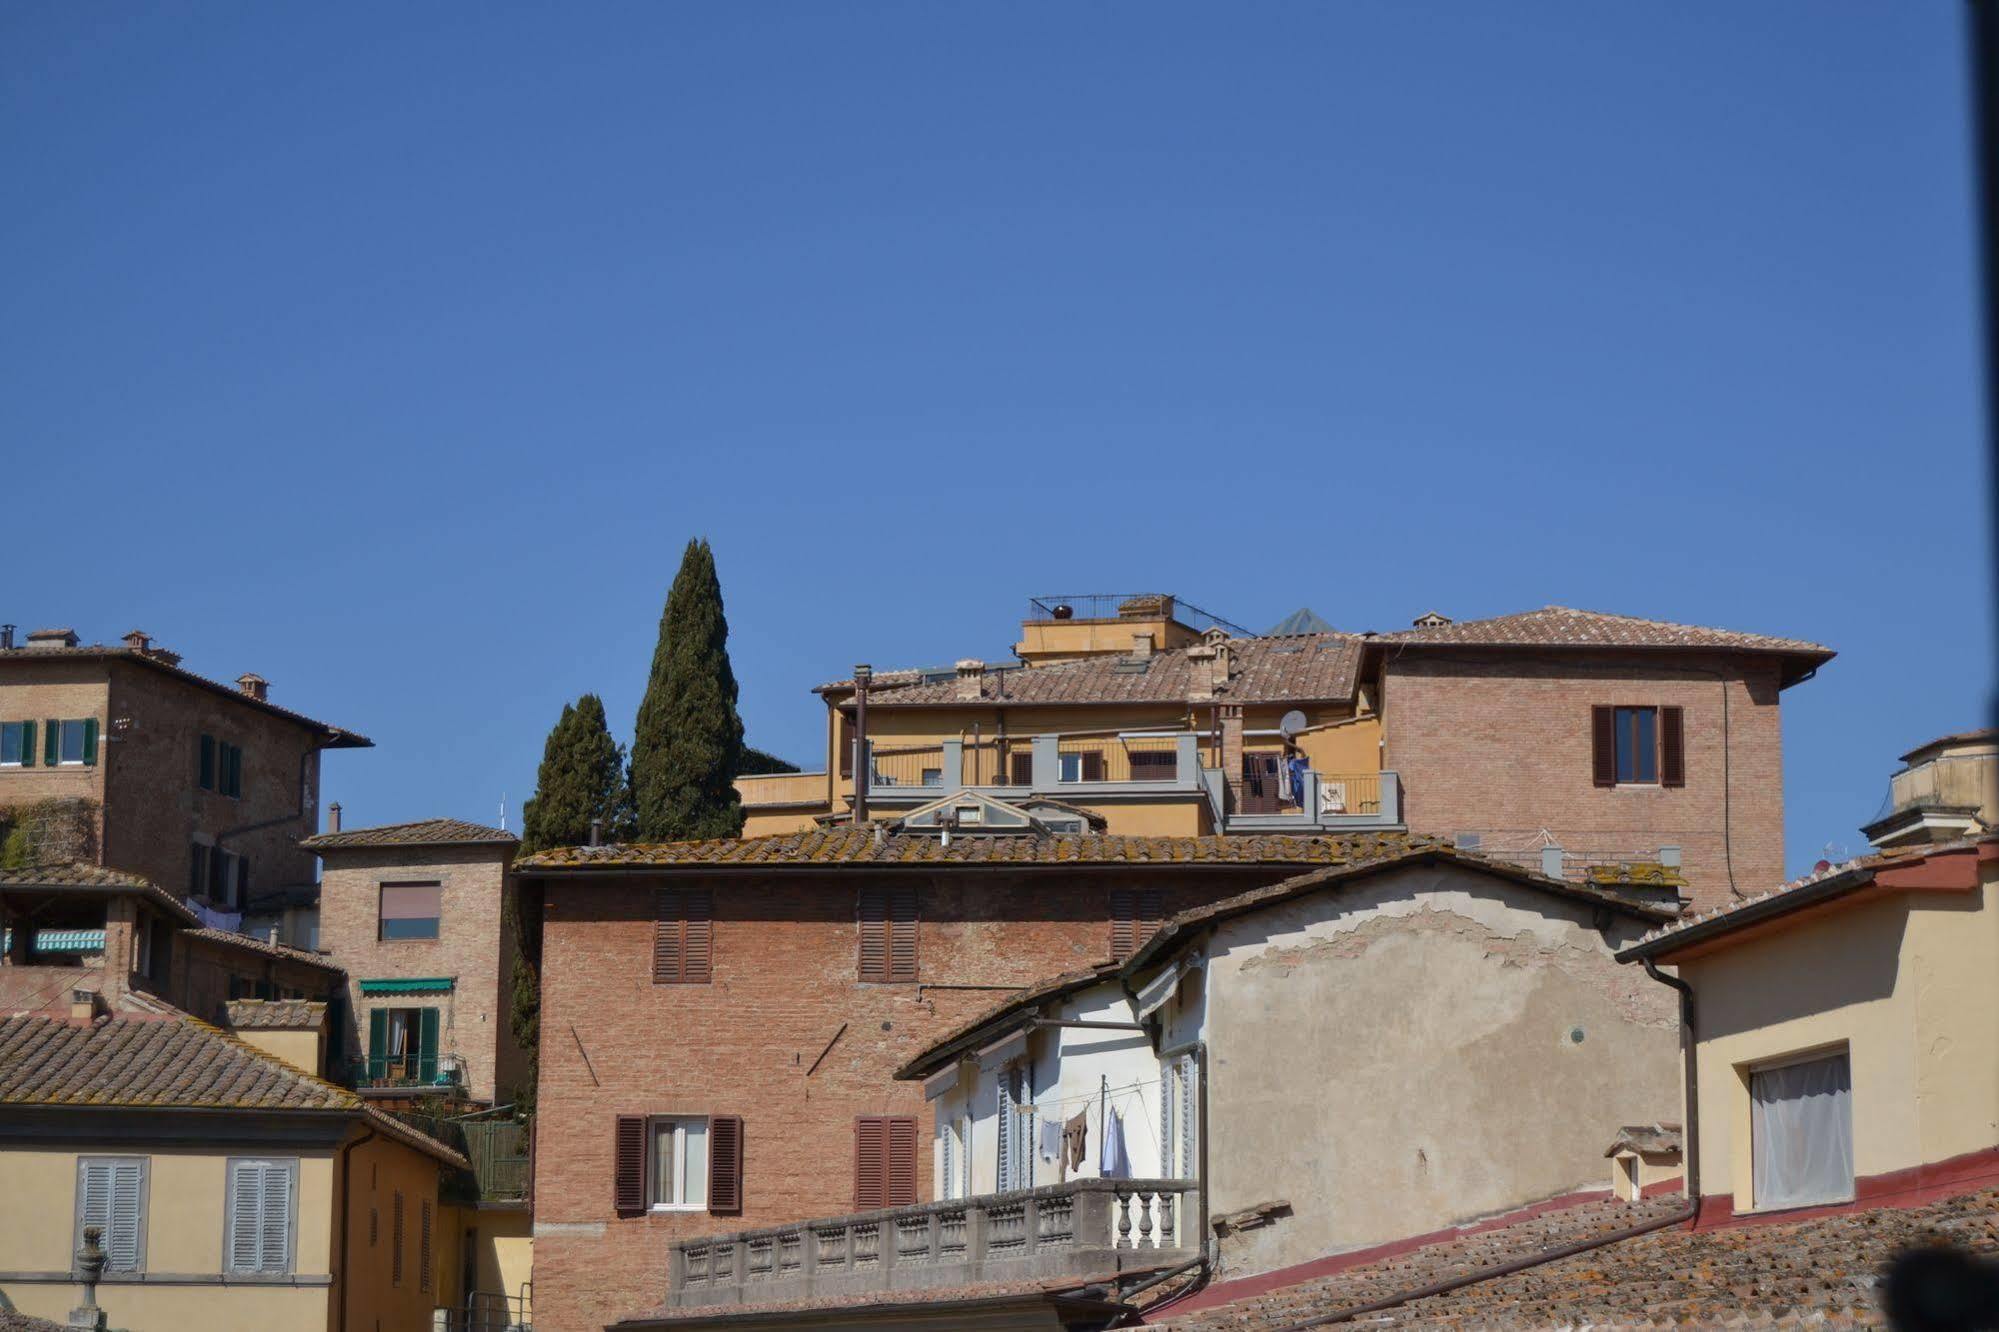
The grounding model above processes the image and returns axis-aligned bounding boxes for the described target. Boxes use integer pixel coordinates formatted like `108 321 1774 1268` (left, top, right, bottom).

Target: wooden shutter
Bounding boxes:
1591 706 1617 787
417 1008 440 1082
199 734 215 789
886 1118 918 1206
1661 706 1686 787
888 884 917 982
708 1115 743 1215
227 1161 261 1273
392 1190 404 1285
1008 751 1033 785
613 1116 647 1217
858 887 887 981
17 720 32 768
653 890 712 984
368 1009 389 1081
43 719 58 767
1110 889 1164 961
259 1162 293 1274
419 1200 433 1292
1129 749 1175 780
838 716 854 778
854 1117 886 1210
1081 751 1106 782
81 718 98 766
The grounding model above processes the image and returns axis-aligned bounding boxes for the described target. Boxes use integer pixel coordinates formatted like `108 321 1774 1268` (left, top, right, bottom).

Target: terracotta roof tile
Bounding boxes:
302 817 518 851
0 863 200 926
184 927 343 972
1378 606 1833 662
520 829 1436 872
225 998 328 1030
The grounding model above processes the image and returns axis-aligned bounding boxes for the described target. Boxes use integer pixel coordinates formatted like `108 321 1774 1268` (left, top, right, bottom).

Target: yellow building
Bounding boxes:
1618 834 1999 1224
738 594 1392 839
0 993 471 1331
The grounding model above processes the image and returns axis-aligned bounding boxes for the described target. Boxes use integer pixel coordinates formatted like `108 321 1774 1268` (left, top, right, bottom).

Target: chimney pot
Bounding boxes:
954 659 985 701
589 818 604 847
69 988 100 1025
236 673 269 702
122 629 151 653
0 625 14 650
1129 633 1154 660
326 803 342 835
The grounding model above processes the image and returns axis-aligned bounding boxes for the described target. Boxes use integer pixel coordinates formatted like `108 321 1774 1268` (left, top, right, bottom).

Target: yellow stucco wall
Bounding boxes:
0 1144 336 1332
237 1027 326 1077
1679 860 1999 1213
340 1132 450 1332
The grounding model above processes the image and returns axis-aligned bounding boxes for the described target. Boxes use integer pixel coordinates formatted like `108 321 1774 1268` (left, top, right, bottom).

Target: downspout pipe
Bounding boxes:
851 665 871 825
1641 955 1702 1205
334 1125 378 1332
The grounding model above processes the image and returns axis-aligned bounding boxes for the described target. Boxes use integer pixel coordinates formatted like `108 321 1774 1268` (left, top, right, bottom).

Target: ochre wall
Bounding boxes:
339 1132 450 1332
1199 862 1679 1279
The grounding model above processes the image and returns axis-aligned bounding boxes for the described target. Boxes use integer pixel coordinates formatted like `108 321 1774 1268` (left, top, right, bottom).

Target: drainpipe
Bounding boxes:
851 665 871 825
1641 956 1702 1205
334 1125 378 1332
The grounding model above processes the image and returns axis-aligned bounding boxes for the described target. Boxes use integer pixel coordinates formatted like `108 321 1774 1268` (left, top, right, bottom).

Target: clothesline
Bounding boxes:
1022 1079 1155 1113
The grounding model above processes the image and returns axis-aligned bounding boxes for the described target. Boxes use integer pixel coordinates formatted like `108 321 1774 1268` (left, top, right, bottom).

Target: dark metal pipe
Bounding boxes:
1641 955 1702 1204
851 664 871 825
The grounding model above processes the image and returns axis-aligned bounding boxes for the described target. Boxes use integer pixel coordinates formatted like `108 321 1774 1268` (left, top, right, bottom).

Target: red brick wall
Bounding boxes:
1381 652 1788 911
531 864 1303 1332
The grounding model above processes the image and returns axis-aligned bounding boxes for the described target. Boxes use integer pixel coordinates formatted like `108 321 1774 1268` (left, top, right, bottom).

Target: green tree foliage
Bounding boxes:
520 694 631 854
630 538 746 841
738 746 801 776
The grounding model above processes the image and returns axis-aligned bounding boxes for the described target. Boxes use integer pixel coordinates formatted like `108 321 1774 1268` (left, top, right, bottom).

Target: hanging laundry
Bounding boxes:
1062 1110 1089 1172
1038 1118 1063 1164
1101 1107 1131 1179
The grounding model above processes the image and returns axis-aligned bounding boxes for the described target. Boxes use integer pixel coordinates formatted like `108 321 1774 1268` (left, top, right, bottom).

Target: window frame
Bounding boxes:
222 1156 298 1278
646 1115 712 1211
0 721 27 768
1613 705 1660 785
857 884 918 983
56 719 89 767
1746 1045 1855 1213
74 1155 149 1275
853 1115 919 1210
378 881 444 942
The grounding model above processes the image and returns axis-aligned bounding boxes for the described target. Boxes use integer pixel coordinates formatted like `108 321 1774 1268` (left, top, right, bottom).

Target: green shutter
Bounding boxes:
18 721 33 768
199 735 214 790
417 1009 440 1083
230 745 244 797
368 1009 388 1081
82 718 99 766
43 720 58 767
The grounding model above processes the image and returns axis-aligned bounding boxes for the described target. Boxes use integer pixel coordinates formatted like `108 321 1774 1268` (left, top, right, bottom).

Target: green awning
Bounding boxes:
359 977 455 994
2 928 106 953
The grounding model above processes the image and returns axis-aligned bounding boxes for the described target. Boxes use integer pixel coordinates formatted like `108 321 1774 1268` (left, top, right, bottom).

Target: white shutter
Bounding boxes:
941 1123 955 1201
1158 1065 1174 1177
260 1163 294 1273
996 1069 1015 1193
1178 1056 1196 1181
228 1159 296 1274
77 1159 146 1274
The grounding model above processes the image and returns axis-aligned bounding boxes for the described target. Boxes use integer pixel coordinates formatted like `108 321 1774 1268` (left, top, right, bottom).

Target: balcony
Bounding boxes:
1224 768 1404 834
863 734 1209 803
665 1178 1197 1311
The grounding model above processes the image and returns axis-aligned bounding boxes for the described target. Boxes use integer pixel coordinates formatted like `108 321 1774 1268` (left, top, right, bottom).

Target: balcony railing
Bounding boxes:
1225 769 1403 832
666 1178 1198 1311
863 734 1206 801
460 1121 531 1202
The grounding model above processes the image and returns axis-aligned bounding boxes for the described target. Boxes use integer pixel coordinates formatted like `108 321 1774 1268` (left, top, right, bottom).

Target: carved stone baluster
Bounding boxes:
1137 1191 1155 1248
1116 1190 1133 1249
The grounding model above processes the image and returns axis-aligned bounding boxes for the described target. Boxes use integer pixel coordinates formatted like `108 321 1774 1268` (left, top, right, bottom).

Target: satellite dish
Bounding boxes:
1279 710 1308 738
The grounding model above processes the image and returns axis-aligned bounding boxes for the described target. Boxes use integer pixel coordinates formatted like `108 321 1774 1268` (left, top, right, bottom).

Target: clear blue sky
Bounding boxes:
4 3 1988 875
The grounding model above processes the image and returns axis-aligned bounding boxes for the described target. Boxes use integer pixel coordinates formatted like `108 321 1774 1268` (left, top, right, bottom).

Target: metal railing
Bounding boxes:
351 1053 462 1090
440 1287 530 1331
1025 594 1251 636
867 745 948 790
959 737 1035 787
667 1178 1197 1310
461 1121 531 1201
1055 735 1183 784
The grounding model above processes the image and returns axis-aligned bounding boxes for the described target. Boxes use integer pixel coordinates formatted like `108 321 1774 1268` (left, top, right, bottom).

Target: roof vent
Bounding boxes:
25 627 80 650
122 630 151 652
236 673 269 702
1411 611 1453 629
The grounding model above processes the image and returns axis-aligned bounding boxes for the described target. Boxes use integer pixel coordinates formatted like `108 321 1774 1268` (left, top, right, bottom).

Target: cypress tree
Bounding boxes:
630 538 746 841
739 745 801 776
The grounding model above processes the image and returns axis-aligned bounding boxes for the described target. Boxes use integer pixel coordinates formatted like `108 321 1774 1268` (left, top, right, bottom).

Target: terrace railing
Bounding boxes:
666 1178 1198 1310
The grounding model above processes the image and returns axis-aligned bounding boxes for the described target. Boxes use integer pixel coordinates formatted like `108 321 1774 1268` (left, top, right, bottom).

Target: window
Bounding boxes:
1751 1051 1853 1211
996 1063 1032 1192
199 735 243 796
854 1117 918 1210
379 883 442 941
367 1007 440 1084
391 1190 404 1285
1058 751 1106 783
0 721 31 767
1110 888 1164 962
1591 705 1685 788
76 1158 147 1274
1158 1055 1197 1179
49 718 97 767
652 889 713 984
920 767 943 786
224 1158 296 1276
857 884 918 983
614 1114 743 1217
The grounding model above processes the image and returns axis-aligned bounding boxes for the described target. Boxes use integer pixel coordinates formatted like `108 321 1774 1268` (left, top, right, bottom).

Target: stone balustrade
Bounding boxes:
666 1178 1199 1310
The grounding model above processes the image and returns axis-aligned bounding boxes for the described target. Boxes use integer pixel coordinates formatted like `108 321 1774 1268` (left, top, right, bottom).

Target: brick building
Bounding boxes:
518 828 1433 1332
0 625 369 914
305 815 527 1108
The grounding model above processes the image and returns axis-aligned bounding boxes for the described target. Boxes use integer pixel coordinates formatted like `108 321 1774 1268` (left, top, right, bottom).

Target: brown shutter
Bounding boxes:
886 1118 918 1206
653 891 682 984
1008 751 1033 785
1109 889 1136 961
1081 750 1106 782
888 885 918 983
858 887 888 982
708 1115 743 1215
1591 706 1616 787
683 890 713 982
613 1115 647 1217
1137 889 1163 944
838 716 854 778
1660 706 1685 788
854 1117 886 1209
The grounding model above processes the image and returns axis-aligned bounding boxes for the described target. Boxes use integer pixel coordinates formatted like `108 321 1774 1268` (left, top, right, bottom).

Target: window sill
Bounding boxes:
648 1204 709 1214
1741 1194 1856 1217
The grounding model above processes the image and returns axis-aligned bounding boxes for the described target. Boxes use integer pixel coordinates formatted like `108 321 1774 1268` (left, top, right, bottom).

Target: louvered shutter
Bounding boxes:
199 734 214 789
225 1159 292 1275
655 890 713 984
1110 890 1136 960
683 890 712 982
887 1118 918 1206
227 1162 262 1273
941 1122 955 1200
1159 1065 1175 1177
81 718 98 766
653 890 682 982
392 1191 404 1285
1008 751 1033 785
887 885 918 983
996 1069 1016 1192
1178 1055 1196 1180
17 720 32 768
417 1008 440 1083
857 887 888 982
708 1115 743 1215
260 1162 293 1273
43 720 58 767
1661 706 1686 787
613 1116 647 1216
368 1009 389 1081
420 1200 433 1292
854 1118 886 1209
78 1160 146 1273
1591 706 1617 786
1081 751 1106 782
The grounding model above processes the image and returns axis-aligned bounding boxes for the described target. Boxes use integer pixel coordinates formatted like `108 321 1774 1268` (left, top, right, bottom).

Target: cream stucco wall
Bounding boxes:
1679 860 1999 1214
1199 862 1679 1278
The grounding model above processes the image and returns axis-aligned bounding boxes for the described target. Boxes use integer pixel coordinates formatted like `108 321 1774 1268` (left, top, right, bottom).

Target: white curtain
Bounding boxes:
1751 1053 1853 1210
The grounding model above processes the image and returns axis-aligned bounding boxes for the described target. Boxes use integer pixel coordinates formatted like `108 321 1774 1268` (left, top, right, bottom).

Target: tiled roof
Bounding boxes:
0 1309 68 1332
0 863 200 926
302 817 518 850
0 1012 467 1168
1605 1123 1682 1157
1900 727 1999 761
0 643 369 746
1617 835 1994 962
183 928 343 973
519 829 1434 872
1376 606 1833 669
823 634 1364 707
225 998 328 1030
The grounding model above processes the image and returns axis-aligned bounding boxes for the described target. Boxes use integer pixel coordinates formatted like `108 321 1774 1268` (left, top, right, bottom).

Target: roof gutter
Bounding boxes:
1616 866 1875 964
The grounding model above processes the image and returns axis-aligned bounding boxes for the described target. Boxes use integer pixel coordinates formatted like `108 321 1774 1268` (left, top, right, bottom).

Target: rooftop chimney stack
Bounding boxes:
326 802 342 835
954 659 985 702
851 665 873 825
0 625 13 650
1412 611 1454 629
236 673 269 702
121 630 151 653
26 627 80 650
69 988 101 1026
1129 633 1154 660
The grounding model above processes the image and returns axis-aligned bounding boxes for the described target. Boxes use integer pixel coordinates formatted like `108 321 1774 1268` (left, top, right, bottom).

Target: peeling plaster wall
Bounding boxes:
1202 863 1678 1278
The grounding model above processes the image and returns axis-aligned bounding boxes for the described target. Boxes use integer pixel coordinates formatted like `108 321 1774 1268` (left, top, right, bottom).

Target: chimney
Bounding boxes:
954 659 985 702
69 988 101 1025
1129 633 1154 661
26 627 80 650
121 629 151 653
1412 611 1453 629
589 818 603 847
0 625 13 650
325 802 342 835
852 664 872 825
236 673 269 702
